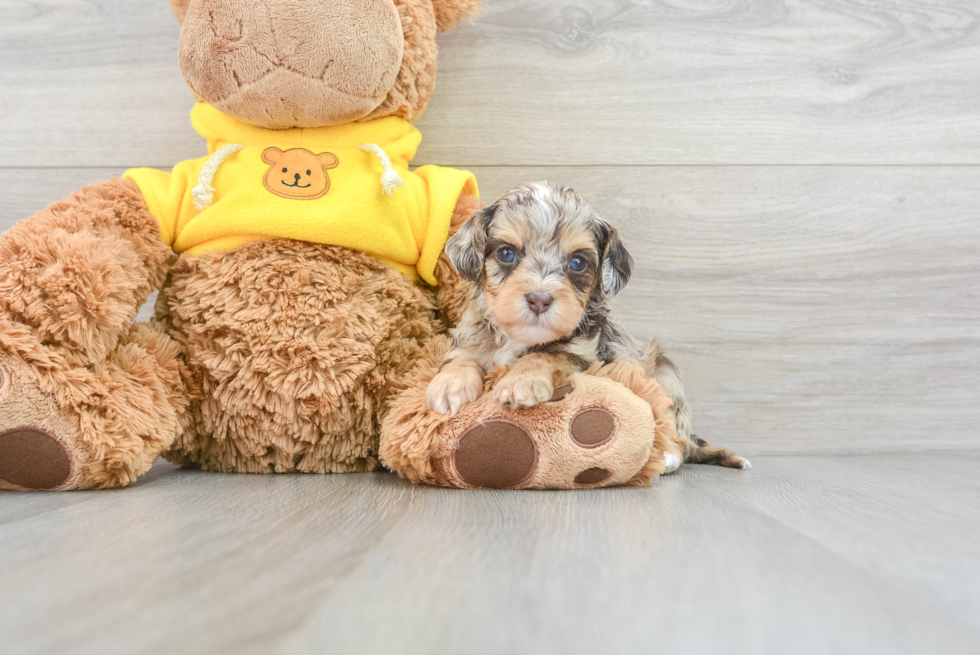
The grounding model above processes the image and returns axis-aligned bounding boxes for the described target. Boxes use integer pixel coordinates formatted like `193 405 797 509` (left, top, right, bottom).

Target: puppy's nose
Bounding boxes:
294 173 302 181
526 292 554 315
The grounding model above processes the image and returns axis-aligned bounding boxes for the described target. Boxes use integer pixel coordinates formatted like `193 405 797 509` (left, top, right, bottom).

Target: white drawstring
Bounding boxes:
360 143 404 195
192 144 245 210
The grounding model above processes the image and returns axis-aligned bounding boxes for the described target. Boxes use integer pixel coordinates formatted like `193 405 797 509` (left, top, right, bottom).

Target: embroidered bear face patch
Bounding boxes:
262 148 339 200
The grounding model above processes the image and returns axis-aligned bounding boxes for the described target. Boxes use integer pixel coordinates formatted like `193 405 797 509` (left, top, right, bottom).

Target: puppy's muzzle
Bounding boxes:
525 292 554 316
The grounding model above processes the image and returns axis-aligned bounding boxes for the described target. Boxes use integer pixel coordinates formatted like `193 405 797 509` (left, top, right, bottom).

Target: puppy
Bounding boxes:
427 181 749 471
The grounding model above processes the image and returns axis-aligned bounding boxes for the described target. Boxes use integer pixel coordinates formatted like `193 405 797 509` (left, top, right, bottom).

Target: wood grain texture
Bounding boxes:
1 456 979 655
2 0 980 167
3 166 977 454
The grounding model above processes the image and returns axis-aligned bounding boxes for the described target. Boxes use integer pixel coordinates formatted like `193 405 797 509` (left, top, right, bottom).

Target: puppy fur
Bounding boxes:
427 181 749 470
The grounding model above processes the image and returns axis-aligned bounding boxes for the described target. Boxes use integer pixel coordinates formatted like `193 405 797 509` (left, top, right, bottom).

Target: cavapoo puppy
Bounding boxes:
427 181 749 470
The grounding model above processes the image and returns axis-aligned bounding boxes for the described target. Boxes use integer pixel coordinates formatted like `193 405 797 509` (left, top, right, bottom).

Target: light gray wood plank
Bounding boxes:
0 1 196 168
745 455 980 632
1 168 127 229
3 166 977 455
422 0 980 165
1 456 979 655
2 1 980 167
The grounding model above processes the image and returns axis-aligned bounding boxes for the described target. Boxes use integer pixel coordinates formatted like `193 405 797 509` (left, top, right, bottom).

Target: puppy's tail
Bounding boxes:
641 341 751 471
687 436 752 470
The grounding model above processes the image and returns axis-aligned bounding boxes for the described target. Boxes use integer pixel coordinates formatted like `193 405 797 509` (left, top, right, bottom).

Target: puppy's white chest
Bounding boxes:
487 341 526 371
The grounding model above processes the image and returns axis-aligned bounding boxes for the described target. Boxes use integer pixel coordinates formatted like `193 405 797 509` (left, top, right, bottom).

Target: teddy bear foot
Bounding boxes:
0 323 188 491
451 406 629 489
383 371 670 490
448 385 645 489
0 428 73 491
451 419 539 488
0 354 79 491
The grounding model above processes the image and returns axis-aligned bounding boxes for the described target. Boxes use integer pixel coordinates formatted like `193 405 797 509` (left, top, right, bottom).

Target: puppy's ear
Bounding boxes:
597 222 633 297
446 206 493 282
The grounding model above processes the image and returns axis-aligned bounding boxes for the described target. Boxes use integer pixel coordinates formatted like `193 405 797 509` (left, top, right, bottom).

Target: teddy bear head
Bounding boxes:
169 0 482 130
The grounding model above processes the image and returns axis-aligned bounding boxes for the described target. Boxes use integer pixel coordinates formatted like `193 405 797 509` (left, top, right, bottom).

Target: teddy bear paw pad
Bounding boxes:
574 467 613 485
569 408 617 448
0 427 73 490
453 419 538 489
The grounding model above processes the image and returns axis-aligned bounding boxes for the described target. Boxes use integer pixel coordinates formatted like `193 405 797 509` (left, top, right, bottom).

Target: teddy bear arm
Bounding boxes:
0 178 172 362
0 179 189 490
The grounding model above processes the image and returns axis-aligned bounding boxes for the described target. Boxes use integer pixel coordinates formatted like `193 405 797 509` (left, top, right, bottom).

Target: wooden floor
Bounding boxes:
1 456 978 655
2 1 979 653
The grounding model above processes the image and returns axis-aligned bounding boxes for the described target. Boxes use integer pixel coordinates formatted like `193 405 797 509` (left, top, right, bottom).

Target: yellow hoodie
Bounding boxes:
124 103 478 285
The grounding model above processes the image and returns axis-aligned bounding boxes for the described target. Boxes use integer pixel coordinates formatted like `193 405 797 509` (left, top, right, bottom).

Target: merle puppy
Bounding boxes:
426 181 750 472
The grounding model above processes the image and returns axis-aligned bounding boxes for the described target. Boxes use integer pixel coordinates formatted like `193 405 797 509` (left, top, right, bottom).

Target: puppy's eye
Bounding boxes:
496 247 517 264
282 168 288 173
568 255 588 272
306 170 312 176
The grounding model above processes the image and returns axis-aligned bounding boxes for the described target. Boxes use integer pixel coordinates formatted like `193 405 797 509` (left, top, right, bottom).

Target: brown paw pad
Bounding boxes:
0 427 73 490
453 419 538 489
574 467 612 485
570 408 617 448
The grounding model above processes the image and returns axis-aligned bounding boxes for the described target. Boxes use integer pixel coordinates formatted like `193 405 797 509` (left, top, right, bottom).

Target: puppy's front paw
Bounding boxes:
426 367 484 416
494 373 554 408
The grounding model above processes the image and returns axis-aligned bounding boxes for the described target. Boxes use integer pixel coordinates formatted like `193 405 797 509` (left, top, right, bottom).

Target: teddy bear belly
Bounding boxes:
155 239 442 474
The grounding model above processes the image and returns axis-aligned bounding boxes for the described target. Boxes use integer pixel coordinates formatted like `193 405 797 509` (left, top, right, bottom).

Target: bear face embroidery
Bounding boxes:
262 147 339 200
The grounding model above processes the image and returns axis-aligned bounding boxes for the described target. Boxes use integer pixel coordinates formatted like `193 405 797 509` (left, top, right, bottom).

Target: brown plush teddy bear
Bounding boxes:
0 0 682 491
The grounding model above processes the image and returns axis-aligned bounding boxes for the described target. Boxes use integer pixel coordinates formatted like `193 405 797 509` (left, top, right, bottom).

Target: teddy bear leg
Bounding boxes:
450 374 669 489
0 322 187 490
0 180 180 490
382 342 678 489
384 368 665 489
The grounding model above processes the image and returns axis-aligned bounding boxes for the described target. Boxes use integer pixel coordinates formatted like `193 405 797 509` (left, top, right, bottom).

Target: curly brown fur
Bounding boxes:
0 179 186 489
155 240 442 474
0 321 187 490
0 179 170 364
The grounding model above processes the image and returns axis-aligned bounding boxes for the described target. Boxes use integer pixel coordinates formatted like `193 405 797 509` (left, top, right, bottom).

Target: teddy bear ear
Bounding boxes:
429 0 483 33
318 153 340 169
169 0 193 24
262 148 284 165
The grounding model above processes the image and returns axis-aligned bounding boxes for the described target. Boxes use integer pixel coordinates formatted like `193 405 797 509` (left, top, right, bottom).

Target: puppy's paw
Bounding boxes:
426 367 484 416
494 373 554 408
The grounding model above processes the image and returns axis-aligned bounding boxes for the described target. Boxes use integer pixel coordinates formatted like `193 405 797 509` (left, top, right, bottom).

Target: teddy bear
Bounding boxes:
0 0 682 491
